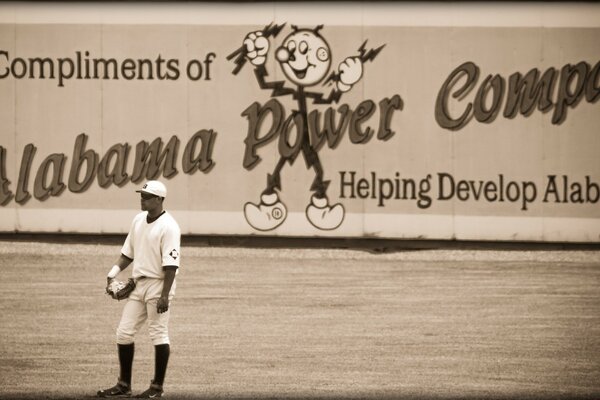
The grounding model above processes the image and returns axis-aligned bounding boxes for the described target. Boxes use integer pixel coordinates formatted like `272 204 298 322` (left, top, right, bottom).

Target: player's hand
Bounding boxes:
157 296 169 314
244 31 269 66
338 56 363 90
106 277 114 294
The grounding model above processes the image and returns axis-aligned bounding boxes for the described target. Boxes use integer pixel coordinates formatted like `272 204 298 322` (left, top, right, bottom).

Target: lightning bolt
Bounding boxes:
324 70 340 86
253 66 296 98
324 40 386 85
267 173 282 191
227 22 286 75
262 22 286 38
358 40 385 63
266 80 291 98
308 89 343 104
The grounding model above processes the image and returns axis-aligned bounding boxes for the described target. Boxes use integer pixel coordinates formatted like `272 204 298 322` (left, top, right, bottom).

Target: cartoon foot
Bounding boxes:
306 195 345 230
244 192 287 231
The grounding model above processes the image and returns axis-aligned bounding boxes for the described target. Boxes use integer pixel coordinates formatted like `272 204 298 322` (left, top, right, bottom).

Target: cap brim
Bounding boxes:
136 189 165 197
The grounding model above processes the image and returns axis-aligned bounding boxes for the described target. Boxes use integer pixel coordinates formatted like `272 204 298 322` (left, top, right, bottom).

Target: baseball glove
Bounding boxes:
107 278 136 301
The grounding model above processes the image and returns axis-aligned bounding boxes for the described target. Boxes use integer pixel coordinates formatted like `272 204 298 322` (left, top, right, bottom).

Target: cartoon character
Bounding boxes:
230 24 383 231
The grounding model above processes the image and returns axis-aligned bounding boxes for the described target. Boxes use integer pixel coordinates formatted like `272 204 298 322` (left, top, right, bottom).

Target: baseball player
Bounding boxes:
98 180 181 398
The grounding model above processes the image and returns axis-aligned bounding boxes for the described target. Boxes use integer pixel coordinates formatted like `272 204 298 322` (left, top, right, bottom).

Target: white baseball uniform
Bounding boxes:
116 210 181 346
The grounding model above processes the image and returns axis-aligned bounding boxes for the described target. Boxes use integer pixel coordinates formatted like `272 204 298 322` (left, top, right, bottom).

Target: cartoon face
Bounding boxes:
275 28 331 87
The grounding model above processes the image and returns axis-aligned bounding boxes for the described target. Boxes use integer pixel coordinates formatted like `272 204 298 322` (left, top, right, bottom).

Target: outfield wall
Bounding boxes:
0 2 599 242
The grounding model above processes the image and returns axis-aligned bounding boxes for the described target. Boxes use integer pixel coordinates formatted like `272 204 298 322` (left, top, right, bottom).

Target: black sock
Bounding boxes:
118 343 134 386
153 344 170 386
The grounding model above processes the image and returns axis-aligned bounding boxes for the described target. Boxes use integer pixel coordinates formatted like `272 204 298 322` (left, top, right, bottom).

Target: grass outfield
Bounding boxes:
0 241 599 400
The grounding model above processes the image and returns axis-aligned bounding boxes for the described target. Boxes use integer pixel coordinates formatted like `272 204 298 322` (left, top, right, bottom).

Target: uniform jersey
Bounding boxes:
121 211 181 279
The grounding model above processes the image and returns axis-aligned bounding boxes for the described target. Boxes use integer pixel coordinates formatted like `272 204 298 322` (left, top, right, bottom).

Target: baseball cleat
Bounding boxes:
97 380 132 397
134 381 163 398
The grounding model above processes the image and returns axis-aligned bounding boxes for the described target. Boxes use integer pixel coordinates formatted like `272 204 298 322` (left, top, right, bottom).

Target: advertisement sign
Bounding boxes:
0 3 598 241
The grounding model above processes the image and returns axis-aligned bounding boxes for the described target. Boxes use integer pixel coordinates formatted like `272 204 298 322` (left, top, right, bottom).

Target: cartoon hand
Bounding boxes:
337 57 363 92
244 31 269 66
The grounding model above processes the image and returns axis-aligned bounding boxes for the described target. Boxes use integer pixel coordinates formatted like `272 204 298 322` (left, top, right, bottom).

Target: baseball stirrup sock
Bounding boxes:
118 343 134 385
154 344 170 386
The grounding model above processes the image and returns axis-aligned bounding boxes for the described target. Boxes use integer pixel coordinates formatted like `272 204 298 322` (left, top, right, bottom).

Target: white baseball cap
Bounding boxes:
136 180 167 198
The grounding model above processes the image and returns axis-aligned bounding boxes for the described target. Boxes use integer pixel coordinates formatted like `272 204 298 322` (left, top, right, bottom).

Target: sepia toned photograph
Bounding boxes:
0 1 598 399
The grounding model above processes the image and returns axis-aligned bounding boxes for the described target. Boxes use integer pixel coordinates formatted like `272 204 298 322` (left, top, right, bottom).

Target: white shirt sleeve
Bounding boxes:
161 220 181 268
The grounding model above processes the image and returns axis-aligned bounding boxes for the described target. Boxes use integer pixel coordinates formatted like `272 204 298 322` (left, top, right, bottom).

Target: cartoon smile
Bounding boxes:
274 30 331 87
289 63 313 79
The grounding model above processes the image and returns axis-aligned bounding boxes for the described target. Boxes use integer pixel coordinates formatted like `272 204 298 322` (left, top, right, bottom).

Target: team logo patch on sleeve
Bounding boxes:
169 249 179 260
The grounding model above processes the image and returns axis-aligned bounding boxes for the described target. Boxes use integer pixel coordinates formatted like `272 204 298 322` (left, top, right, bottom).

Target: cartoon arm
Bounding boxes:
228 23 286 75
307 56 364 104
237 30 294 97
306 88 343 104
253 65 296 97
336 57 363 92
244 31 270 66
316 41 385 101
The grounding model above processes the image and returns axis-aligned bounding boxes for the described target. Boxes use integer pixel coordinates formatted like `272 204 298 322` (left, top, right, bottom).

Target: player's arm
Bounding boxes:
157 221 180 314
112 216 136 285
107 254 133 285
157 266 177 314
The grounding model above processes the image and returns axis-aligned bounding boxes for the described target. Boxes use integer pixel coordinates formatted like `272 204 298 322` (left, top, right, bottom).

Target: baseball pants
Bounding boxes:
116 278 174 346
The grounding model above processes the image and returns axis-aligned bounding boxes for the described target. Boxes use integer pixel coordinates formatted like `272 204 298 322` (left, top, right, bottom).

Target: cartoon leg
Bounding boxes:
244 157 288 231
303 144 345 230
